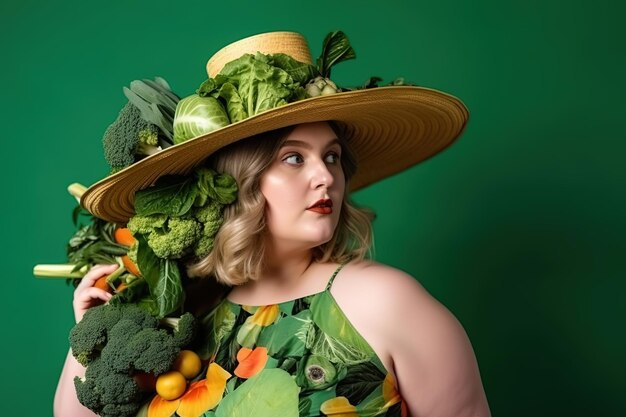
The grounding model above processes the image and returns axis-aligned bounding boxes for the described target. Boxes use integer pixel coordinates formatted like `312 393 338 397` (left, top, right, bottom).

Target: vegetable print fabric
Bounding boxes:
189 286 407 417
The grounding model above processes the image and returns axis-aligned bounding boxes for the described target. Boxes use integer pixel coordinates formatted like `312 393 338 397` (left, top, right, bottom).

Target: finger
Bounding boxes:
76 264 118 290
73 288 113 323
74 287 113 306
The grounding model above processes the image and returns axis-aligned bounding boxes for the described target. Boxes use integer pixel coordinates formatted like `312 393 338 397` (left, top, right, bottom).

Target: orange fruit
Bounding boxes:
156 371 187 400
173 350 202 379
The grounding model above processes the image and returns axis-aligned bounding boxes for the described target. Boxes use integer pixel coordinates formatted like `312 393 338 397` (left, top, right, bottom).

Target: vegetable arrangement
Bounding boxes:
69 303 197 417
127 167 237 318
172 31 410 143
33 184 140 293
103 77 179 173
34 179 231 416
35 30 415 417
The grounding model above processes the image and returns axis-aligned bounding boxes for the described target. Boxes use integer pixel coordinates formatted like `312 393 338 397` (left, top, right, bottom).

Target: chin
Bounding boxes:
286 230 335 251
308 224 338 244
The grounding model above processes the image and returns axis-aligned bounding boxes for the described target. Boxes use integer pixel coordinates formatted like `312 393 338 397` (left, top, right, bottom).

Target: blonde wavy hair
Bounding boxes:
187 122 374 286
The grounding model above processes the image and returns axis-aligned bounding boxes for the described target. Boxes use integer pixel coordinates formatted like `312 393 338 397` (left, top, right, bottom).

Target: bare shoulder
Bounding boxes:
333 260 440 316
329 259 452 362
333 261 491 416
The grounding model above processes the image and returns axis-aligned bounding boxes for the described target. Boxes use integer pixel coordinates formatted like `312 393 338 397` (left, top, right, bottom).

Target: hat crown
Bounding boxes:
206 31 314 78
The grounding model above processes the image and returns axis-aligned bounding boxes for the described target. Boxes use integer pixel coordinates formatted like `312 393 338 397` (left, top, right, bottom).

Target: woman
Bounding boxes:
55 32 490 417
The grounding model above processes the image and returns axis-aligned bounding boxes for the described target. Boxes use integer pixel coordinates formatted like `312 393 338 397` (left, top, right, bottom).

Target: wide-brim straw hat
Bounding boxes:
82 31 469 223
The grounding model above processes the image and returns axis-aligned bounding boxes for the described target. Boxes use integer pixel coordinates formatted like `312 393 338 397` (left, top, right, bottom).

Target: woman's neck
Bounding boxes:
227 248 316 304
260 247 314 287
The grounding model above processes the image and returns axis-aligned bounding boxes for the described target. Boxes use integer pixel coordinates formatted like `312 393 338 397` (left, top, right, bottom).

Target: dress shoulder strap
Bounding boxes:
325 263 346 291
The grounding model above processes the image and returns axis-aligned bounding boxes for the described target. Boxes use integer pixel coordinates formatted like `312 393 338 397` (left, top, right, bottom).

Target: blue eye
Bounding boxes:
325 152 340 164
284 154 304 165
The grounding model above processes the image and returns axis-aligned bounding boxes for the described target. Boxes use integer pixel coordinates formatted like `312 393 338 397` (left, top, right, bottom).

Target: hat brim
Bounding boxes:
82 86 469 223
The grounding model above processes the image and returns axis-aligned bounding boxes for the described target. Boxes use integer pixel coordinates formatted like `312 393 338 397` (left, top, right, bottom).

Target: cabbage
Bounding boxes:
172 94 230 144
173 52 316 144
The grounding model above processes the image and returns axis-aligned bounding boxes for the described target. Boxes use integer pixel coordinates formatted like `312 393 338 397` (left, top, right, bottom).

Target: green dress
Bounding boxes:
194 264 406 417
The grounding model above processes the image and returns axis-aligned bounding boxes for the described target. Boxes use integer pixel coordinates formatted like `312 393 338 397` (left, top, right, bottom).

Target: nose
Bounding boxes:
310 158 335 190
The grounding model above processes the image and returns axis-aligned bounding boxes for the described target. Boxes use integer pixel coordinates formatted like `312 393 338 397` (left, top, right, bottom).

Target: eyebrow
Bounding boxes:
281 138 341 150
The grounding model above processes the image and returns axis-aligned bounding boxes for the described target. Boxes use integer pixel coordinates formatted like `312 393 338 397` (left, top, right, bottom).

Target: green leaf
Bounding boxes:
336 361 385 405
129 79 179 114
108 278 149 305
217 54 294 117
136 235 160 290
214 369 300 417
310 292 375 359
317 31 356 78
197 301 237 360
355 384 388 417
267 53 318 85
134 175 198 217
136 237 183 317
218 83 248 123
197 78 219 96
195 168 238 206
236 319 263 349
124 87 176 141
154 258 184 318
310 328 371 365
257 310 313 357
298 397 312 417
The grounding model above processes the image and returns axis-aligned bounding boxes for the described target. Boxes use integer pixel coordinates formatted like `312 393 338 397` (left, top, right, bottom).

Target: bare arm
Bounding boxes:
53 264 117 417
381 268 491 417
334 262 491 417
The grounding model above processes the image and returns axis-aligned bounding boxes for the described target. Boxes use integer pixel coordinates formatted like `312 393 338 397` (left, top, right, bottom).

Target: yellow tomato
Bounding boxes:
173 350 202 379
156 371 186 400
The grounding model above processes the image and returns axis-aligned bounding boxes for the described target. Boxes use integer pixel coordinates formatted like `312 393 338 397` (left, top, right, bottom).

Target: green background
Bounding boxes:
2 0 624 415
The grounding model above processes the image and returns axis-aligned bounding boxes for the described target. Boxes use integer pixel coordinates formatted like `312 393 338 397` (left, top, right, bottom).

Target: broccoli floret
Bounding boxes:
193 200 224 225
128 212 201 259
127 213 168 235
192 201 224 258
101 402 145 417
162 312 197 348
75 357 142 417
102 317 193 375
194 234 216 258
143 217 202 259
102 102 162 172
69 304 125 366
100 319 146 372
126 240 139 266
70 303 158 366
74 376 102 412
91 309 174 374
127 328 180 374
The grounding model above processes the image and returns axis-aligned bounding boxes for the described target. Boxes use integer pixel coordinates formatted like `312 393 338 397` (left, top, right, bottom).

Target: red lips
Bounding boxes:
307 198 333 214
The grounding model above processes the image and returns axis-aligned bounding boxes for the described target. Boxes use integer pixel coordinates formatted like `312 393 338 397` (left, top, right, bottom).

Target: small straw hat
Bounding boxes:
82 31 469 223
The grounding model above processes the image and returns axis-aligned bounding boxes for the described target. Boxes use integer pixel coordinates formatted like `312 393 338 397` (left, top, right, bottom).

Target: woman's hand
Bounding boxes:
72 264 117 323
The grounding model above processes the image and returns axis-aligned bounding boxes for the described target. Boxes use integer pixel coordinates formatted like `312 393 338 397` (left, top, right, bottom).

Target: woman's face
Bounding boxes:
260 122 346 253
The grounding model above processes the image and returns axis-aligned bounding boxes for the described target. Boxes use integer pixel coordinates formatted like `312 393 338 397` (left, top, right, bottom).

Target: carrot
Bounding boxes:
94 276 113 293
122 255 141 277
114 227 136 247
